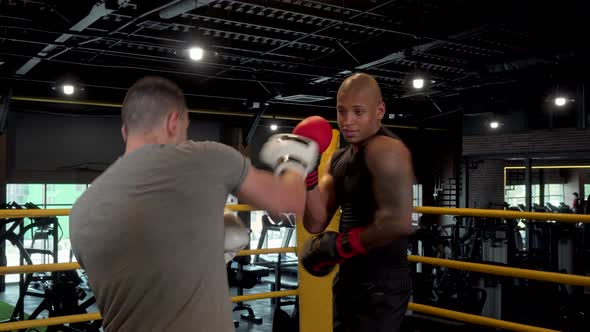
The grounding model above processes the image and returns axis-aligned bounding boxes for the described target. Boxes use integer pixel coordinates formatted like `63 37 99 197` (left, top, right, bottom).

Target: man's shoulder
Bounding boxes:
363 135 412 175
182 141 250 173
179 141 244 156
365 135 409 157
181 140 227 150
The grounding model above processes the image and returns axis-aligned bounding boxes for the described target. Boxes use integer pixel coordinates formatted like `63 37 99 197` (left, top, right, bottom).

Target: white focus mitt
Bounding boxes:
224 213 250 263
259 134 319 177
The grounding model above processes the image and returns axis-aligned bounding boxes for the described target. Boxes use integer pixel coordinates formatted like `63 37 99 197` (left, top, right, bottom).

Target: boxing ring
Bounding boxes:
2 206 590 331
1 131 590 331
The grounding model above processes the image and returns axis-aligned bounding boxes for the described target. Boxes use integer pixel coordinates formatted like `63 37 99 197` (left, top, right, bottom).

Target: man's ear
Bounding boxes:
166 111 180 136
121 125 128 142
376 101 386 120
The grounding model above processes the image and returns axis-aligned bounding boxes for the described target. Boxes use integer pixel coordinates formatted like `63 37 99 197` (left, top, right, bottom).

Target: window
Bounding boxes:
585 184 590 199
544 184 565 206
412 184 422 223
6 184 44 206
505 184 565 208
5 184 89 283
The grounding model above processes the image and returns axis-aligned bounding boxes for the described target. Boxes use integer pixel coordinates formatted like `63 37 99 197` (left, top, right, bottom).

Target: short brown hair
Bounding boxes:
122 76 187 133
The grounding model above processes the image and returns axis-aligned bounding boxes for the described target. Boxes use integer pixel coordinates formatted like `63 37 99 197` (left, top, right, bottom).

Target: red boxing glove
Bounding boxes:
301 227 367 277
292 116 332 190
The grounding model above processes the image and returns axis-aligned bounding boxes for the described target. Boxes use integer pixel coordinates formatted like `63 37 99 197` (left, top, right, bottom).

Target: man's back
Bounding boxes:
70 141 249 331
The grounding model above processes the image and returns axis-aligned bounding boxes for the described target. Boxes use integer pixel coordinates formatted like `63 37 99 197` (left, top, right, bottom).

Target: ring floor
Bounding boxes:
0 279 289 332
0 281 503 331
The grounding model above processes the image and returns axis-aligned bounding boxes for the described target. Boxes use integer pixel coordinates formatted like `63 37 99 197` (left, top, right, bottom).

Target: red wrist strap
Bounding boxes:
348 228 368 255
306 170 318 188
336 228 367 259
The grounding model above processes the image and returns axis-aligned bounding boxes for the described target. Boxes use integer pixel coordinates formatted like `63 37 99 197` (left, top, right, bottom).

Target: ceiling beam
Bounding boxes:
224 0 407 37
15 1 115 76
209 0 400 82
309 26 491 90
356 26 489 71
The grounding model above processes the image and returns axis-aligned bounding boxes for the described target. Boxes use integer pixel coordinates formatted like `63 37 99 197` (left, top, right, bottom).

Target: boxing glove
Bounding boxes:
224 213 250 263
300 227 367 277
259 134 319 177
292 116 332 190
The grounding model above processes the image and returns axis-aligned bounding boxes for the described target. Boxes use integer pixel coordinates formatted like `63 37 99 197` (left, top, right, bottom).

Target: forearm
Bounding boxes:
274 171 306 216
300 209 414 277
236 168 306 218
358 210 414 251
303 188 330 233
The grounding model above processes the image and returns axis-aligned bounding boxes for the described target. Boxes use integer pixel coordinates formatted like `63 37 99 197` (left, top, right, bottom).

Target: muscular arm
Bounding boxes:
358 137 415 250
236 168 306 217
303 157 338 234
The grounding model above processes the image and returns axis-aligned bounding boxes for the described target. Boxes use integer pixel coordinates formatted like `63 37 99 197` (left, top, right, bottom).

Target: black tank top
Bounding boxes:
330 126 409 280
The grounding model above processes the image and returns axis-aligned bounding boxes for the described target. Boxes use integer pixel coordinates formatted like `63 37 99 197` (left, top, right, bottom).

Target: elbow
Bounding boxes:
390 214 414 238
399 223 414 237
304 220 325 234
303 207 329 234
397 217 415 238
379 213 414 239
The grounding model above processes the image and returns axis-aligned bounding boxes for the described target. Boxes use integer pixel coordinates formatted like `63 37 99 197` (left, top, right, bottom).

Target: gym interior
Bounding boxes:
0 0 588 331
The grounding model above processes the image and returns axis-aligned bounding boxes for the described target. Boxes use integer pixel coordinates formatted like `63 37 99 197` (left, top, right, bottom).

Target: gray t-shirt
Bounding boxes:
70 141 250 331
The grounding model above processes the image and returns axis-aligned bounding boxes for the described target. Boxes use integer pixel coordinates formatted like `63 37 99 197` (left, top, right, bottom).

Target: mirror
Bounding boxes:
504 166 590 213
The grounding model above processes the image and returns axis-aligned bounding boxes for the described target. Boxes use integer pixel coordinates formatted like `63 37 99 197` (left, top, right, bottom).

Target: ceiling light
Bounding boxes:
412 78 424 89
270 124 278 131
554 97 566 107
490 121 499 129
62 84 75 95
189 47 204 61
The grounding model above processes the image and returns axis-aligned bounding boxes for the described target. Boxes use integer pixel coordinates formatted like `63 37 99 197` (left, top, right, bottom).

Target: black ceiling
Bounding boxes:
0 0 587 128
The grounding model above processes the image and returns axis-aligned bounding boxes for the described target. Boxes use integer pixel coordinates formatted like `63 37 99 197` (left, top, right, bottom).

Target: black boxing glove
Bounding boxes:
300 227 367 277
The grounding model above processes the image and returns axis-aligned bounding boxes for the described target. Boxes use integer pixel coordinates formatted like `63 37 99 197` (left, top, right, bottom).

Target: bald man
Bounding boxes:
301 73 415 331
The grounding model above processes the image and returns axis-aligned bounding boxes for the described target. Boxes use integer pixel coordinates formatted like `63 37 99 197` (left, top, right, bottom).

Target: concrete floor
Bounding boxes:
0 272 295 332
0 272 502 332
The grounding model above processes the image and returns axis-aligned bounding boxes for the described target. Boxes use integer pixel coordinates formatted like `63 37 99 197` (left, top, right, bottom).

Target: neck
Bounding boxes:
350 124 382 151
124 133 167 155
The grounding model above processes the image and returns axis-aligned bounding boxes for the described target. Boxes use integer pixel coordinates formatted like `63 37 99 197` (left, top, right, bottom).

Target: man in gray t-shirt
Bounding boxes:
70 76 319 331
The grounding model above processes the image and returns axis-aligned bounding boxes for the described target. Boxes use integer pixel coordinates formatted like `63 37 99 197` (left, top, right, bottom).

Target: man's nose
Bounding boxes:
339 112 352 126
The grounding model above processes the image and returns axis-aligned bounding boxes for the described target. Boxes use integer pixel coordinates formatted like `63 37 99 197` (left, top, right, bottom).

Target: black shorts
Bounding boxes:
333 271 412 332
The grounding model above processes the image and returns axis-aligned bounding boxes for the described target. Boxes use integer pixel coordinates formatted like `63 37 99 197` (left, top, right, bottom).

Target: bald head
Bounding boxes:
337 73 383 106
336 73 386 145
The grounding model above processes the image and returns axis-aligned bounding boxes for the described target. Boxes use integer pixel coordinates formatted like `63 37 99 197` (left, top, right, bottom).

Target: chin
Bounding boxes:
344 137 361 144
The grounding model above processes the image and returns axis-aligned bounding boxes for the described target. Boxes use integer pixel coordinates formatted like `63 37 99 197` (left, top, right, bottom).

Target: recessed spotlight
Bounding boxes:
412 78 424 89
189 47 203 61
270 124 278 131
62 84 75 95
490 121 499 129
554 97 566 107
